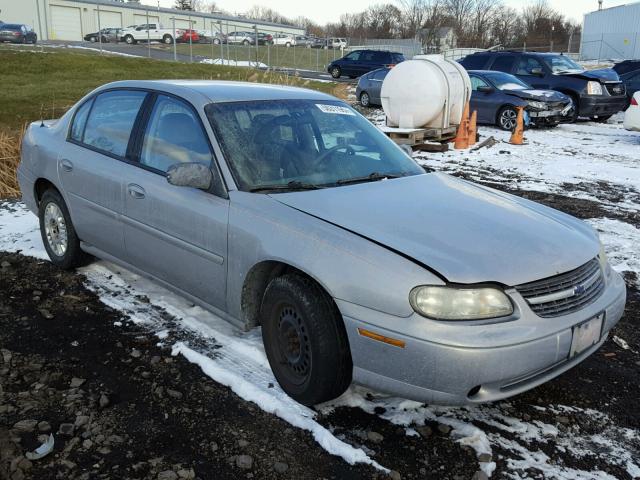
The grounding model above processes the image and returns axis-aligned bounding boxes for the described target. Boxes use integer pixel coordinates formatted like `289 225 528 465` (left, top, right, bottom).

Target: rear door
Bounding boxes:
370 69 388 104
59 89 148 258
121 93 229 310
488 54 517 75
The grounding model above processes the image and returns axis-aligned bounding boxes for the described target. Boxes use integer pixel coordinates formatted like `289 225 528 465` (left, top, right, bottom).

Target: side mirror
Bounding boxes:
477 85 494 93
166 163 213 190
530 67 544 76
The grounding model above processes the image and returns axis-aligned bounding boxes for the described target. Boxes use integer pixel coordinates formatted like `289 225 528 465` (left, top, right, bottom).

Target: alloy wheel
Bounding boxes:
43 202 68 257
499 108 518 130
360 92 370 107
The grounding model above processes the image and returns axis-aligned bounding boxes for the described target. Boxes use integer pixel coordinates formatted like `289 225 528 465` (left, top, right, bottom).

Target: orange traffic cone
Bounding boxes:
468 110 477 146
509 107 525 145
454 102 470 149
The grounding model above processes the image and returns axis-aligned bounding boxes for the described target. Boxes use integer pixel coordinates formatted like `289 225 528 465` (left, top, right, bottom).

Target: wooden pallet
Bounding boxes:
380 125 458 146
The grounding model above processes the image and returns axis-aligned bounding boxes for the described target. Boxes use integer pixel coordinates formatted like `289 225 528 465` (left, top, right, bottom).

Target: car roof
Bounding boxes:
93 80 337 105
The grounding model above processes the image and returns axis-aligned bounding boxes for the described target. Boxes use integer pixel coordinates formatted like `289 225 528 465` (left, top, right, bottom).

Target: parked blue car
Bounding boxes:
613 61 640 104
469 70 572 130
355 67 390 107
328 50 404 79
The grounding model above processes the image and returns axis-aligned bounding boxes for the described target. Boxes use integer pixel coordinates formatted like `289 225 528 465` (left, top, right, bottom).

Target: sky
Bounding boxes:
141 0 632 25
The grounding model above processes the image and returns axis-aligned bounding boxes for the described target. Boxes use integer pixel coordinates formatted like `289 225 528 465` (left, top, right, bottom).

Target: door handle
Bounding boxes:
127 184 146 199
60 159 73 172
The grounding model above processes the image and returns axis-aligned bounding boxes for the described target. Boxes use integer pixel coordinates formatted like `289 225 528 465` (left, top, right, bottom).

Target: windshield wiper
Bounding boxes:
335 172 403 186
249 180 322 193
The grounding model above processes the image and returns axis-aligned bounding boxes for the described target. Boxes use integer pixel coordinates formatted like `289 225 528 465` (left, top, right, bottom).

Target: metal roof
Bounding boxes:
61 0 305 31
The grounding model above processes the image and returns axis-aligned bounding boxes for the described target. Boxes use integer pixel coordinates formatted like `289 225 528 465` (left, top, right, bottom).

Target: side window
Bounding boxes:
470 76 489 91
374 69 388 80
345 51 360 61
140 95 212 173
491 55 516 73
461 54 488 70
69 98 94 142
83 90 146 157
372 51 389 63
516 56 544 75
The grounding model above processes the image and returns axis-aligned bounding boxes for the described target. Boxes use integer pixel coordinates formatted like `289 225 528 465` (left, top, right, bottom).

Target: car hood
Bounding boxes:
556 68 620 82
504 89 569 103
271 173 598 286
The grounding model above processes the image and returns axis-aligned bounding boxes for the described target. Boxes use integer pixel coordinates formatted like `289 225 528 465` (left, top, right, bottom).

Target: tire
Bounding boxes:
31 37 37 45
163 34 172 44
285 42 291 48
125 34 135 45
591 115 612 123
213 38 220 45
330 66 341 79
261 273 352 406
243 39 250 45
89 36 97 43
38 189 87 270
497 105 519 131
565 95 579 122
359 91 371 107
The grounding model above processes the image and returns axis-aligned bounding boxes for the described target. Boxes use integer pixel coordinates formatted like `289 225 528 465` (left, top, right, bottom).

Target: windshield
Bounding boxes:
205 99 423 192
484 72 530 90
543 55 583 73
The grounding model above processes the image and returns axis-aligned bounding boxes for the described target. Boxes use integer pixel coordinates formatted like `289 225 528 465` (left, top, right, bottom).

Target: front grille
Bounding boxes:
516 258 604 318
605 83 625 96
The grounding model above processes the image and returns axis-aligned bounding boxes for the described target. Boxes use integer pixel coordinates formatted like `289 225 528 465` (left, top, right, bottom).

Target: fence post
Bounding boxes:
146 8 150 58
172 17 177 62
97 3 102 55
598 33 603 64
188 14 193 63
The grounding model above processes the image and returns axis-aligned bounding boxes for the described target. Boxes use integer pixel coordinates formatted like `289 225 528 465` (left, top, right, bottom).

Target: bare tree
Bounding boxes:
396 0 426 37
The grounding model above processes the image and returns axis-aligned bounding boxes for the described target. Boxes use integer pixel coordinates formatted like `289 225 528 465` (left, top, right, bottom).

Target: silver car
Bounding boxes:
17 80 626 406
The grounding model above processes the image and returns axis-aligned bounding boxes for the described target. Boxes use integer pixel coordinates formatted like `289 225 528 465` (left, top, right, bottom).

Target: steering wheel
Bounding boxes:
314 144 355 165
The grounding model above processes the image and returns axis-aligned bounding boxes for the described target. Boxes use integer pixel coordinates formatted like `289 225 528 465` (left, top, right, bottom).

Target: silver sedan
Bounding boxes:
17 80 626 406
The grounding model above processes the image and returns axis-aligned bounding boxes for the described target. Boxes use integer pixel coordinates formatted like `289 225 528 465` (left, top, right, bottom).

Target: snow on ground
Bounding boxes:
1 116 639 478
200 58 268 68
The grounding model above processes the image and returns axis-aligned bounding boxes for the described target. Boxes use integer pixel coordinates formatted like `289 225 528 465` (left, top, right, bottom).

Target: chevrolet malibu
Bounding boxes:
17 80 626 406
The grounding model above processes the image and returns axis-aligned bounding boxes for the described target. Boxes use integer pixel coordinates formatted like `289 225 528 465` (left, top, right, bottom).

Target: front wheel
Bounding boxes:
330 66 341 79
285 42 291 48
213 38 220 45
38 189 87 270
89 36 97 43
125 35 136 45
243 39 250 45
261 274 352 406
497 106 519 131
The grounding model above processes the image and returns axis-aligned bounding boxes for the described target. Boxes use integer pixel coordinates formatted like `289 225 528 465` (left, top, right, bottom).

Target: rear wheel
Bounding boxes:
163 34 173 44
261 274 352 406
285 42 291 48
213 38 220 45
243 39 250 45
497 105 518 131
359 91 371 107
124 34 136 45
89 36 97 43
38 189 87 270
330 66 341 79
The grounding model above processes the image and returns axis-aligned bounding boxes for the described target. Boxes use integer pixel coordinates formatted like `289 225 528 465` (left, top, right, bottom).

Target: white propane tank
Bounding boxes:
381 54 472 129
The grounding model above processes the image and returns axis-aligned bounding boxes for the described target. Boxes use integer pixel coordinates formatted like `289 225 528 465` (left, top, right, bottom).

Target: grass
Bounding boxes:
0 46 342 197
153 43 344 72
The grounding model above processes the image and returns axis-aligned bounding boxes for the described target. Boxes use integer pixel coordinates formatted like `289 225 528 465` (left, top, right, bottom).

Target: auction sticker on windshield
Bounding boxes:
316 104 356 115
570 314 603 357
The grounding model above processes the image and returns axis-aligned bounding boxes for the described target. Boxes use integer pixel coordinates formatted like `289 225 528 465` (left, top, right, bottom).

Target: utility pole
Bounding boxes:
97 3 102 55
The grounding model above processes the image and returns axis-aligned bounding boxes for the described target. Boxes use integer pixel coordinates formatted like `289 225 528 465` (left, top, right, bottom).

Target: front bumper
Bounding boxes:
578 95 628 117
339 268 626 405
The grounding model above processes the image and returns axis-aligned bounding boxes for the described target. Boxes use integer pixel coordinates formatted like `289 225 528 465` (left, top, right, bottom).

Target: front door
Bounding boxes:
121 93 229 310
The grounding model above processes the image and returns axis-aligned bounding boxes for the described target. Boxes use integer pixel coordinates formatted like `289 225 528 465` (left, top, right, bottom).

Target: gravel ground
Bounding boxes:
1 114 639 479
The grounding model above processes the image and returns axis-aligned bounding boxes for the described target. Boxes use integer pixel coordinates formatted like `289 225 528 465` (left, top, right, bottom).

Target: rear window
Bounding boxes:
83 90 147 157
491 55 516 73
1 24 21 31
392 53 405 63
460 54 488 70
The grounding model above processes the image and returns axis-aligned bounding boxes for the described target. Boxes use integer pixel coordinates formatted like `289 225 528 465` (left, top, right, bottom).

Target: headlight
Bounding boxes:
527 100 547 110
409 286 513 321
587 81 603 95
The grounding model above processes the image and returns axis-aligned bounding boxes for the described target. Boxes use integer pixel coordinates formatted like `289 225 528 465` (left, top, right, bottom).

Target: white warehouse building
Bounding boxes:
581 1 640 60
0 0 304 41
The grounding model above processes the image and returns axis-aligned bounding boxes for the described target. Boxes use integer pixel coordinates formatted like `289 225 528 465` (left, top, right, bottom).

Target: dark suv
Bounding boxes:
328 49 404 79
459 51 627 121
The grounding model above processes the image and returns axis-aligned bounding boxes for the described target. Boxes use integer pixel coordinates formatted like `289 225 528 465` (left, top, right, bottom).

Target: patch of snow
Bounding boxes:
200 58 268 68
588 217 640 287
